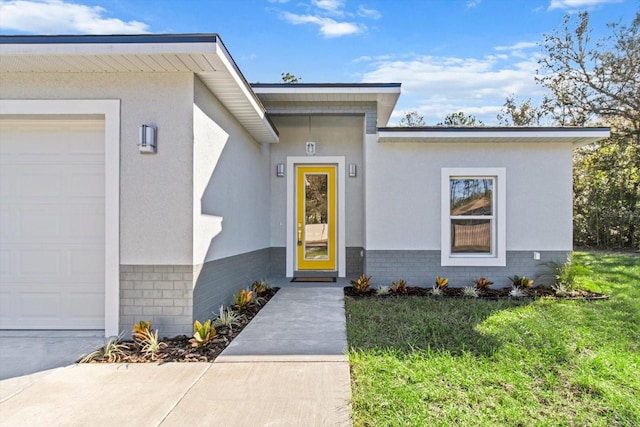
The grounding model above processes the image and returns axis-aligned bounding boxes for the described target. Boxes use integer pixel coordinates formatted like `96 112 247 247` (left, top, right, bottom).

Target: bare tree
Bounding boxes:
398 110 426 127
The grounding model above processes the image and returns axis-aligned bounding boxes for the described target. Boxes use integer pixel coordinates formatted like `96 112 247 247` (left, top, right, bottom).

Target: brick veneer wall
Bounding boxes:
119 265 194 338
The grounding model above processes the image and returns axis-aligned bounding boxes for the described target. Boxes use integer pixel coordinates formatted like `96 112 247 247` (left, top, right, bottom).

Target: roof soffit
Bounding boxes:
0 35 279 143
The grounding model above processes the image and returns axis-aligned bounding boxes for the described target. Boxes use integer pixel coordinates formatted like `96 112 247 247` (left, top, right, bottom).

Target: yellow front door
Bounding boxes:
296 165 337 271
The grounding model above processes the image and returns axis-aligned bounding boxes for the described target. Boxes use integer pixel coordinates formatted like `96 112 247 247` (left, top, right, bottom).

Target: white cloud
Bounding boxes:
495 41 538 51
281 12 364 37
548 0 622 10
0 0 150 34
267 0 290 3
360 53 547 125
467 0 482 8
358 5 381 19
312 0 344 12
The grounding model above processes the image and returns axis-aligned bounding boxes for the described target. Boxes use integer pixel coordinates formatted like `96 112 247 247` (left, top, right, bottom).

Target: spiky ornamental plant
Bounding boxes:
509 275 534 289
391 279 407 294
462 286 479 298
212 305 243 332
473 277 494 290
375 286 391 296
350 275 372 293
435 276 449 289
132 320 152 342
431 286 443 297
509 287 525 298
137 328 166 357
79 332 127 363
233 289 254 310
190 320 215 348
251 280 270 295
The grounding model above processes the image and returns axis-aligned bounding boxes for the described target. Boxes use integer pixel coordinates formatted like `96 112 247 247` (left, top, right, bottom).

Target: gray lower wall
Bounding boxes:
120 248 271 338
119 265 194 338
346 247 364 277
192 248 271 324
269 246 364 277
270 247 286 276
364 250 569 288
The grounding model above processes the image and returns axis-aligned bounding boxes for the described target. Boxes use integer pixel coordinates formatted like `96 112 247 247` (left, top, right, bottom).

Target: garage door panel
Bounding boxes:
18 250 61 275
69 248 105 275
70 172 104 198
0 119 105 330
19 210 62 238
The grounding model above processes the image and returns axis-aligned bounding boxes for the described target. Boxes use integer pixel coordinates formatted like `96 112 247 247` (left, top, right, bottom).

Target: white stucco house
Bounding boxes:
0 34 609 337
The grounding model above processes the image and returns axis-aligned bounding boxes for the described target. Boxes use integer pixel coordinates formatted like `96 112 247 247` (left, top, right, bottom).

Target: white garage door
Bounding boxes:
0 118 105 329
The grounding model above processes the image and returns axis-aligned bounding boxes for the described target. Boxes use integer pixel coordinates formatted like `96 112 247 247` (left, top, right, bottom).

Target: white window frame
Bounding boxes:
441 168 506 266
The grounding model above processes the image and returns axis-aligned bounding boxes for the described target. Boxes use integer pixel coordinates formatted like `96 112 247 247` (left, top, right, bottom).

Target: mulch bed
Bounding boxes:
80 287 279 364
344 286 609 300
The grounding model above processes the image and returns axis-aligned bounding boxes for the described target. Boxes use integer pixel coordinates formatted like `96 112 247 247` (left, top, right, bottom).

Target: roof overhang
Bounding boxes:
252 83 401 126
377 126 611 147
0 34 279 143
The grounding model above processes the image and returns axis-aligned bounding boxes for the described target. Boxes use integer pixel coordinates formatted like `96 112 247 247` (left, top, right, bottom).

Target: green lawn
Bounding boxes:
346 252 640 426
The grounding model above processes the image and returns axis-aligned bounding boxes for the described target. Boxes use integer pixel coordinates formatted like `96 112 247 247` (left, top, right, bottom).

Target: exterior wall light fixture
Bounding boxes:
276 163 285 177
349 163 357 177
139 124 157 153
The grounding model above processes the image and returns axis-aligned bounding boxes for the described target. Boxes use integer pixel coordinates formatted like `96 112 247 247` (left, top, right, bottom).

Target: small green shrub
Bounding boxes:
542 254 585 290
190 320 215 348
350 275 372 293
391 279 407 294
473 277 493 290
435 276 449 289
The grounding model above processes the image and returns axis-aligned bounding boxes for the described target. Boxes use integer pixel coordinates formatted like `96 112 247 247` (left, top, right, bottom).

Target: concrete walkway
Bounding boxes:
0 284 352 427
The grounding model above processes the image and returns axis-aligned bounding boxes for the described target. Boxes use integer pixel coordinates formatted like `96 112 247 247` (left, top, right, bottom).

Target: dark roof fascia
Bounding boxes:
0 33 219 44
378 126 611 132
251 83 401 88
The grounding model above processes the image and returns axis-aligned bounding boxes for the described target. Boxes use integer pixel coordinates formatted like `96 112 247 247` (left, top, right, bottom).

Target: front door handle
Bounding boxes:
297 224 302 246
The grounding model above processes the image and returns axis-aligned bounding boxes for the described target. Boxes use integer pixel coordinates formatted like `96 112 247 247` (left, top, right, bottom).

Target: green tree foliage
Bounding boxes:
438 111 484 126
398 110 426 127
535 11 639 249
281 72 301 83
573 126 639 249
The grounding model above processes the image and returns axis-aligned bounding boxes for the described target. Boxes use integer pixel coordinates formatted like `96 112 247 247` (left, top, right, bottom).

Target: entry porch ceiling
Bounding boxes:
252 83 401 127
0 34 279 144
377 127 611 147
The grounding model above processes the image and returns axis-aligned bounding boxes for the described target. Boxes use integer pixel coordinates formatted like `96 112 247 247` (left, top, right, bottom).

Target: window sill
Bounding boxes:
441 255 506 267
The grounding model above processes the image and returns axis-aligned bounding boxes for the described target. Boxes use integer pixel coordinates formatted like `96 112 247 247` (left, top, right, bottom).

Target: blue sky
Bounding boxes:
0 0 636 124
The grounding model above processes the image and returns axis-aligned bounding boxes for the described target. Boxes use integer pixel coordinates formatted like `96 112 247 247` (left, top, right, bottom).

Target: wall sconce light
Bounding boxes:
349 163 357 177
276 163 285 177
306 141 316 156
139 124 157 153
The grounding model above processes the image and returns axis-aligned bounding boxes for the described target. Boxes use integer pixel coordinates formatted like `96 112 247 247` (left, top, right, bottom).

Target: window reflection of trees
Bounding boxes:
450 179 493 216
305 174 328 224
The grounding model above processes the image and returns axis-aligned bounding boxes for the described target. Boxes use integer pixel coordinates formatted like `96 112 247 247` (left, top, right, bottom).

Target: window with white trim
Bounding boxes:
441 168 506 266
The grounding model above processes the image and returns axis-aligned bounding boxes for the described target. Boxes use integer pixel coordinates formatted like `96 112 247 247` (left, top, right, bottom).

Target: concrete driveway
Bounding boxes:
0 330 105 380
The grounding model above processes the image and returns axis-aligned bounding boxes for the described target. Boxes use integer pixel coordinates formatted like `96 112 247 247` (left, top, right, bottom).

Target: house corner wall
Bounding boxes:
191 77 271 322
